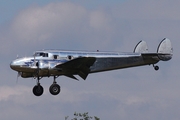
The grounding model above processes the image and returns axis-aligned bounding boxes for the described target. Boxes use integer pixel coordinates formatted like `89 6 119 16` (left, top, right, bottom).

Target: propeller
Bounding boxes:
16 72 21 83
34 52 40 77
36 60 40 73
34 52 36 67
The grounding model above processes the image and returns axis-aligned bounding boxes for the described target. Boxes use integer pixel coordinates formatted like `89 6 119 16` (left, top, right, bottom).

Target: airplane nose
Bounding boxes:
10 60 21 71
10 61 16 70
10 57 32 72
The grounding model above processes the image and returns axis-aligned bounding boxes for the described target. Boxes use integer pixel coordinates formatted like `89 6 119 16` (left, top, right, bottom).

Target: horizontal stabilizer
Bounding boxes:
134 41 148 53
157 38 173 61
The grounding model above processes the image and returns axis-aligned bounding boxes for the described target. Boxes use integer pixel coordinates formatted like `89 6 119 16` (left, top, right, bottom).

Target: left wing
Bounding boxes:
55 57 96 80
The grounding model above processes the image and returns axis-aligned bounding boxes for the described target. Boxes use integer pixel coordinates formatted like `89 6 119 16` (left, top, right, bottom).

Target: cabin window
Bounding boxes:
67 55 73 60
53 55 58 59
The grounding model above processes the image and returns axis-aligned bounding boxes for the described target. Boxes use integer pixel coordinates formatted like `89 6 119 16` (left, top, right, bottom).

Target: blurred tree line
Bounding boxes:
65 112 100 120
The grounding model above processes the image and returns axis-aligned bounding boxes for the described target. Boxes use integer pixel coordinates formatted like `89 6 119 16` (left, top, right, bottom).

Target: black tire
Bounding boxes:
154 66 159 71
33 85 44 96
49 84 61 95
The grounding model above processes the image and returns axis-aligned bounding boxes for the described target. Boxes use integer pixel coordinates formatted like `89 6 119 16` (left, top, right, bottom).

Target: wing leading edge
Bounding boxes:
55 57 96 80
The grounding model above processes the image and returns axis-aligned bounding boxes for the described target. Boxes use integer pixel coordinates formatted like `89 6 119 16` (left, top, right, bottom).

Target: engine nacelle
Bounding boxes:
21 72 33 78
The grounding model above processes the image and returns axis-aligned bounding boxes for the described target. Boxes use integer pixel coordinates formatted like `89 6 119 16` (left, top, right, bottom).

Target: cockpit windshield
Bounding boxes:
34 52 48 57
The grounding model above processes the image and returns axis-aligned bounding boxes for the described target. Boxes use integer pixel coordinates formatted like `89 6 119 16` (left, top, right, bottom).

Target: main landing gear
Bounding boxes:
49 76 61 95
33 77 44 96
32 76 61 96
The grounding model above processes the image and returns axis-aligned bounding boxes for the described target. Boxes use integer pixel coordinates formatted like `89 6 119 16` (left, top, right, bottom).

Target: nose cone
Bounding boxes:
10 57 33 72
10 58 24 71
10 60 18 70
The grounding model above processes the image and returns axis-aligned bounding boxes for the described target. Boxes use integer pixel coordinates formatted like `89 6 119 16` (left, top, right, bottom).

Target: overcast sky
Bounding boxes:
0 0 179 120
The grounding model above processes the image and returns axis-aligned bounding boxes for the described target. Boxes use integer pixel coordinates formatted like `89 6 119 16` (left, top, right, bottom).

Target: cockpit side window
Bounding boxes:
34 52 41 57
40 53 44 56
35 52 48 57
43 53 48 57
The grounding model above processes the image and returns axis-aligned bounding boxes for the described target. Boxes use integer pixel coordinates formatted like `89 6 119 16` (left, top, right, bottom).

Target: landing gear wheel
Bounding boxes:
154 66 159 71
33 85 44 96
49 84 61 95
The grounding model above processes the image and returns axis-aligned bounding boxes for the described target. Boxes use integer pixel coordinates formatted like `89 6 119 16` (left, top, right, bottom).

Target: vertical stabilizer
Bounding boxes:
134 41 148 53
157 38 173 61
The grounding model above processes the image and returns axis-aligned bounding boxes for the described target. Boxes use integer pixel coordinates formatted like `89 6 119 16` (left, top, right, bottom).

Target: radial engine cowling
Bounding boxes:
21 72 33 78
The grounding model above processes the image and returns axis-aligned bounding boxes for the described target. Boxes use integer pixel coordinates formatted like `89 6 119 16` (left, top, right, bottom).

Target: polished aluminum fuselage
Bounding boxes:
10 50 159 78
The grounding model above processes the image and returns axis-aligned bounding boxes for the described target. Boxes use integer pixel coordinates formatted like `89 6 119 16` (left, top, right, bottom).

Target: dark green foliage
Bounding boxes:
65 112 100 120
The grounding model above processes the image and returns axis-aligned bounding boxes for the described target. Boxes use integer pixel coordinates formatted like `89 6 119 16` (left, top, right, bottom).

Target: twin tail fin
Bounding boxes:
134 38 173 61
157 38 173 61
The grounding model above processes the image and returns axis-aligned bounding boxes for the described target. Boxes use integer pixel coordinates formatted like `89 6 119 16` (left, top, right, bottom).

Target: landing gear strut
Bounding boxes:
32 77 44 96
32 75 61 96
49 76 61 95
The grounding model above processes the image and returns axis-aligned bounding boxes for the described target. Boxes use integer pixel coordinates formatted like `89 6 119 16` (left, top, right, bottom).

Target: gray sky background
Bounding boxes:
0 0 179 120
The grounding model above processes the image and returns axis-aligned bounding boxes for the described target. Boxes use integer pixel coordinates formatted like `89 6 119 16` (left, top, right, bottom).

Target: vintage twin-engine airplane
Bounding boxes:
10 38 173 96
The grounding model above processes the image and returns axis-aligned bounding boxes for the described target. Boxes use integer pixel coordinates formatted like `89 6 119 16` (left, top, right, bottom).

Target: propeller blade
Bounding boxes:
33 52 40 77
34 53 36 66
36 60 40 75
16 72 21 83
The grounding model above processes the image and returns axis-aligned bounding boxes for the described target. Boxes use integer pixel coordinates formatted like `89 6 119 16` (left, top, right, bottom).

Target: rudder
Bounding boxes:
134 41 148 53
157 38 173 61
